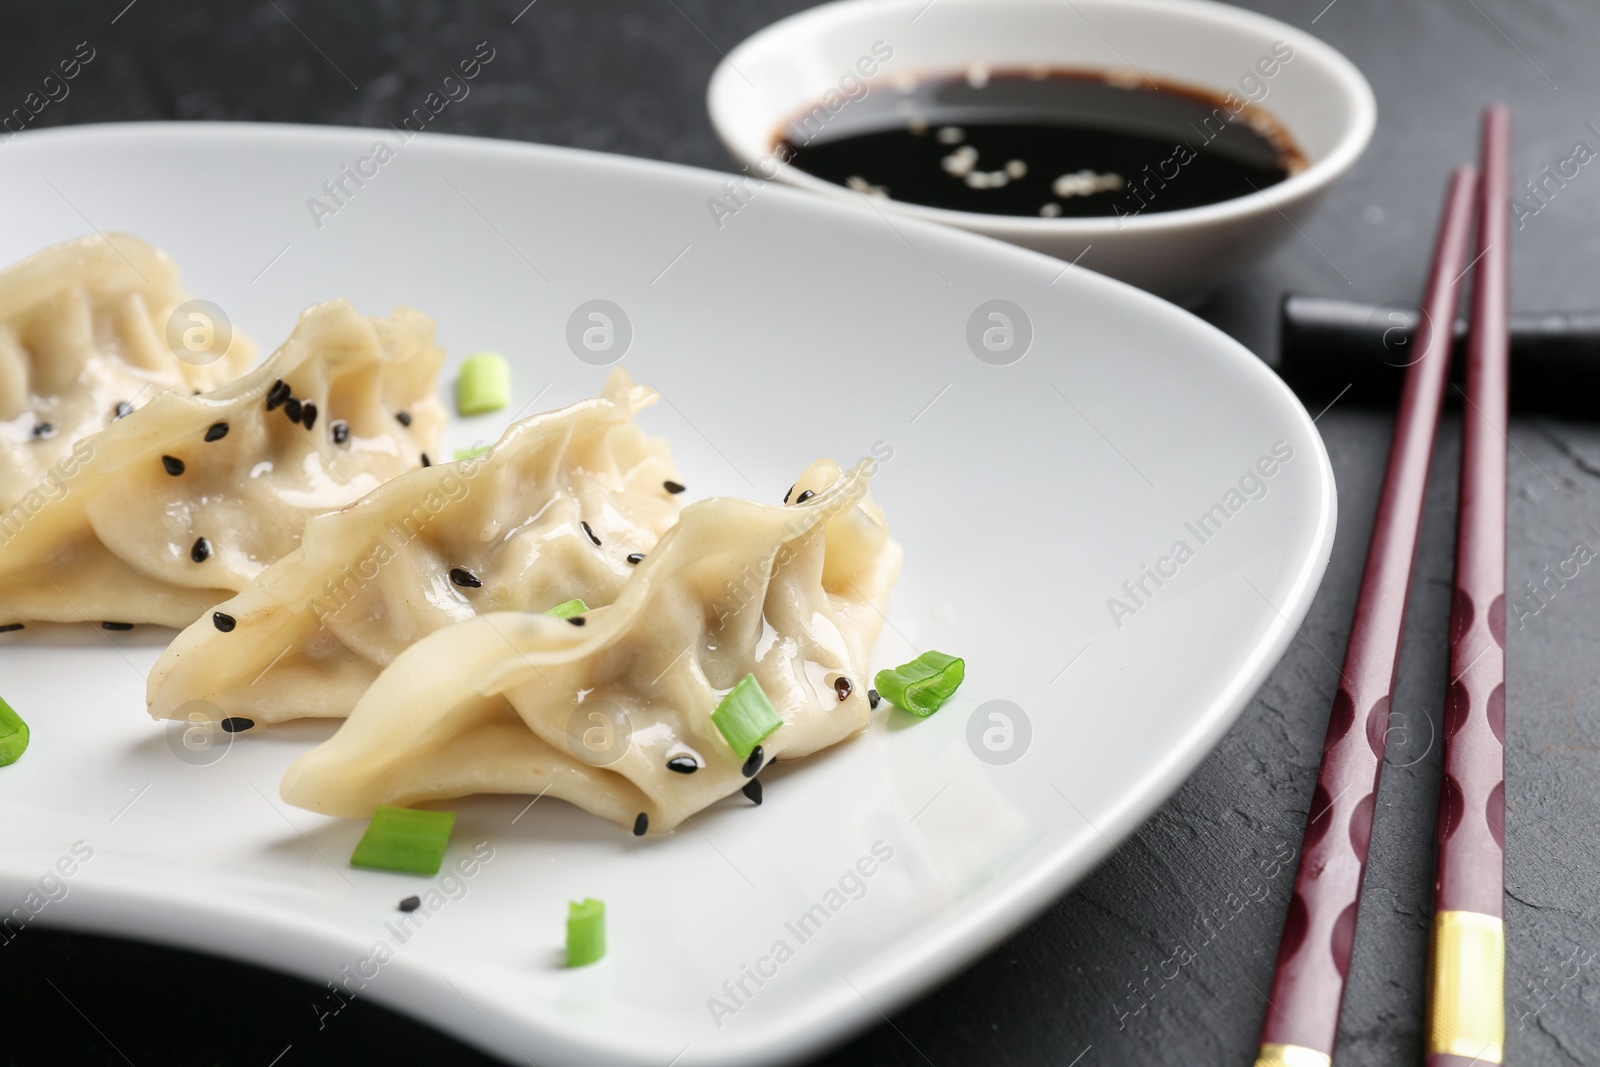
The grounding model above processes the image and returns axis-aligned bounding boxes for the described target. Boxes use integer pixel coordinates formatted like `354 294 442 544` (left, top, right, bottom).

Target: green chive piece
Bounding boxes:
711 674 782 759
0 695 29 767
349 805 456 875
453 444 490 462
566 898 606 967
544 598 589 619
873 651 965 718
456 352 511 416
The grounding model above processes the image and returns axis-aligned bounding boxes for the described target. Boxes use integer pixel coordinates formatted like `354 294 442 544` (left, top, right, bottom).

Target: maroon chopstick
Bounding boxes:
1425 104 1509 1067
1254 165 1480 1067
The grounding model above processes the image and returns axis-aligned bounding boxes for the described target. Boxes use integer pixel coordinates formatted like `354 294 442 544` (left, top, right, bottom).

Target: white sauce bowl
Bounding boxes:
708 0 1376 302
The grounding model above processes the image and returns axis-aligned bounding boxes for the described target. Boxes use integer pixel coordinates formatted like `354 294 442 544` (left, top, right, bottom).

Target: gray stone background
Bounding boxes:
1 0 1597 1063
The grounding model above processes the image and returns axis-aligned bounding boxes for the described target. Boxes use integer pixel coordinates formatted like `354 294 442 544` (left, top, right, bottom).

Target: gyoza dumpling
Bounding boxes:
145 368 682 725
0 299 444 629
279 458 900 835
0 233 256 511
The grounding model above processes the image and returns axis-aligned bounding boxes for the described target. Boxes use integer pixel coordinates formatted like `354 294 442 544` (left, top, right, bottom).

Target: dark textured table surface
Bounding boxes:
3 1 1599 1064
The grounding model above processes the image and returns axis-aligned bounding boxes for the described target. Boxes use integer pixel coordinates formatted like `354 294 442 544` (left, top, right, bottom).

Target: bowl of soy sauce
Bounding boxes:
708 0 1375 303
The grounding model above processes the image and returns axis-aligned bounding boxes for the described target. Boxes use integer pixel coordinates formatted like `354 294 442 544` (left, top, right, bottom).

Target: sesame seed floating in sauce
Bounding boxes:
626 553 644 565
398 896 421 913
580 520 601 546
212 612 236 633
834 677 853 702
395 411 412 427
101 622 134 631
632 812 648 836
0 623 24 634
204 422 229 442
666 756 698 774
220 717 255 733
449 567 481 588
663 480 685 494
741 745 764 778
331 420 349 445
161 455 185 476
742 779 763 805
191 538 211 563
300 402 318 430
868 688 880 709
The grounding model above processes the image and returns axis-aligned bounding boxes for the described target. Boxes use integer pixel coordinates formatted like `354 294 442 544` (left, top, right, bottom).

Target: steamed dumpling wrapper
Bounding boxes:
0 299 444 629
0 233 256 511
146 368 683 724
280 458 901 835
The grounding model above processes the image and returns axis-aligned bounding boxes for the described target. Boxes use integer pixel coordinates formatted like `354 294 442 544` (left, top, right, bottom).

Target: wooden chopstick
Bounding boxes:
1426 103 1509 1067
1254 165 1480 1067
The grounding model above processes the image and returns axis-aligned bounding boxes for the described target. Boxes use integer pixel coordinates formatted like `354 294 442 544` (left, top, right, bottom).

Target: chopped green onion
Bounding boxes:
711 674 782 759
0 695 28 767
566 897 606 967
349 805 456 875
453 444 490 462
544 598 589 619
456 352 511 416
873 651 964 718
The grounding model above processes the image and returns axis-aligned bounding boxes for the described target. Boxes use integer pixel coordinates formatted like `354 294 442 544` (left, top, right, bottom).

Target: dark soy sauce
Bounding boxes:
776 68 1306 219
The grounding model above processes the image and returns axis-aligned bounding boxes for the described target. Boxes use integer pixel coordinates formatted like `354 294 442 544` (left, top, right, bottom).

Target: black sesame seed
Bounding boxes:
580 520 601 546
0 623 24 633
783 483 795 504
567 616 586 626
741 745 764 778
626 553 645 565
398 895 421 913
31 422 54 438
220 717 255 733
101 622 134 631
212 611 236 633
161 455 185 476
114 400 133 419
331 420 349 445
666 756 698 774
204 422 229 442
300 402 318 430
191 537 211 563
742 779 763 805
632 812 648 836
283 397 302 424
266 379 291 410
663 480 685 494
794 489 815 504
420 453 431 467
396 411 412 427
868 688 880 709
449 567 481 588
834 677 853 702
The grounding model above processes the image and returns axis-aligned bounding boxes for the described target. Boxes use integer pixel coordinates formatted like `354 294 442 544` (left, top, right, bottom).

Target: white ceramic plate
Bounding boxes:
0 123 1334 1066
